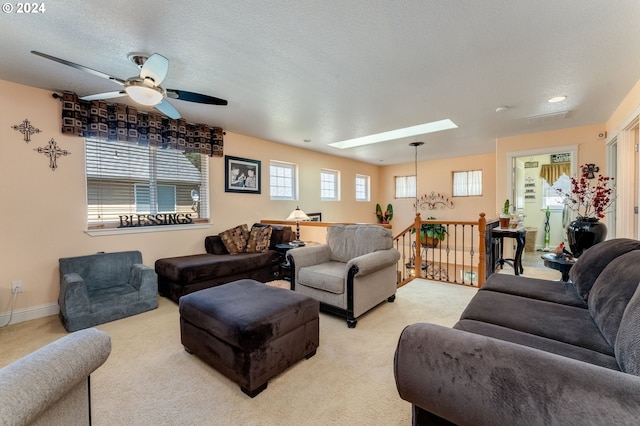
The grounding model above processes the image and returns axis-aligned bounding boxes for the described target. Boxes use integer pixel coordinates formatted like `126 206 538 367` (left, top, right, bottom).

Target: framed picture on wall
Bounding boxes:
225 155 261 194
307 212 322 222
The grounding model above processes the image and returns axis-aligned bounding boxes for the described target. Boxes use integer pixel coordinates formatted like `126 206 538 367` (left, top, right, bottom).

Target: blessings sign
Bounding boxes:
118 213 194 228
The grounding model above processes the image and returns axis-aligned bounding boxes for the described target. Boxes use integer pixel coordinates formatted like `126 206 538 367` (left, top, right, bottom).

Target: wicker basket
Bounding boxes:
524 227 538 252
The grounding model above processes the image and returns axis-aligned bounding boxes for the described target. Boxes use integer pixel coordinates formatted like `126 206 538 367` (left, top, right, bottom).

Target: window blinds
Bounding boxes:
85 139 209 229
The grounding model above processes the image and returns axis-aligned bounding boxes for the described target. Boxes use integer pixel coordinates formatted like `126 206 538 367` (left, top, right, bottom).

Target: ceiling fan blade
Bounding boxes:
31 50 126 85
155 99 181 119
166 89 228 105
140 53 169 86
80 91 127 101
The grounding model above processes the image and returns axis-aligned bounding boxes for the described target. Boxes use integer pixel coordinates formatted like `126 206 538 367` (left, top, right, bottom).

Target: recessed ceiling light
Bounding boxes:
328 119 458 149
548 96 567 103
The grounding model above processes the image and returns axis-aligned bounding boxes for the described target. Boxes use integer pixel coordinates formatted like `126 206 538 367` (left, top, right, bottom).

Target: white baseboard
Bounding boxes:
0 302 59 326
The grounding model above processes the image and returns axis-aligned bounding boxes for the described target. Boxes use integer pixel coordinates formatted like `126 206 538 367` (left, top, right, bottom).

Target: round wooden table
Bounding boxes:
541 253 575 282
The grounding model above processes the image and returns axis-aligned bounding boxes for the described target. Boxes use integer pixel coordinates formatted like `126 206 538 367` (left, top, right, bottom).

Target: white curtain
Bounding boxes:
468 170 482 195
396 176 416 198
453 170 482 196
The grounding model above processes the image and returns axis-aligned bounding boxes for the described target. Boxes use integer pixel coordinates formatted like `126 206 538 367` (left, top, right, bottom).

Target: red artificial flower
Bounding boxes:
556 165 616 219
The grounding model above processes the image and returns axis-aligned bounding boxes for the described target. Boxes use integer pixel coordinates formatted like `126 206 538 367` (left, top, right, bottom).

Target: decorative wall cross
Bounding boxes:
34 138 71 171
12 118 41 142
582 163 599 179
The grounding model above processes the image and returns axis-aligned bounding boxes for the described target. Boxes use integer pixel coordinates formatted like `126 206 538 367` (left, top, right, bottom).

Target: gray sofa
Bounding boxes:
394 238 640 425
59 250 158 332
0 328 111 425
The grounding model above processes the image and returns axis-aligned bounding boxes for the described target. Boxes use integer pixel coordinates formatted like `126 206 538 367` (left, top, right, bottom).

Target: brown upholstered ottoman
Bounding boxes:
179 279 319 397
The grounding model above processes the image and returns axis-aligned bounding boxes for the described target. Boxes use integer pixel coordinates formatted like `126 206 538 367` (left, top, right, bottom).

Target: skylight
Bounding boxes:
328 119 458 149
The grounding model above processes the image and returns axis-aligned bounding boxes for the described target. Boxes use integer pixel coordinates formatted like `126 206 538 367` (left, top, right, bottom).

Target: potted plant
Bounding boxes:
376 203 393 224
412 217 448 248
499 199 511 228
555 165 615 257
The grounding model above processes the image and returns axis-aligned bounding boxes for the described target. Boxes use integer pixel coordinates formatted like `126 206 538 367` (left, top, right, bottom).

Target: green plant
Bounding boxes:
502 199 510 216
411 217 448 241
422 222 447 241
375 203 393 223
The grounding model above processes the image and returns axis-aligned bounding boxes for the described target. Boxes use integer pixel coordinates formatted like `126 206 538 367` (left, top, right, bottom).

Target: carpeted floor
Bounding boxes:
0 279 477 425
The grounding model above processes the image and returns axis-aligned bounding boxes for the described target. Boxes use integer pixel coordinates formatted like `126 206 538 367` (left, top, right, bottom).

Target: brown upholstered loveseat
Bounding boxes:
155 223 293 303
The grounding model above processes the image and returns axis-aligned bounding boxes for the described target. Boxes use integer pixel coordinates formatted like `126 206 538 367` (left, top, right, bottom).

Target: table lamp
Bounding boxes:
286 206 309 246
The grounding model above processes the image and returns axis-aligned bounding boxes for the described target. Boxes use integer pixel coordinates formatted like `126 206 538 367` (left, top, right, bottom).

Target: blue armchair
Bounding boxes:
58 250 158 331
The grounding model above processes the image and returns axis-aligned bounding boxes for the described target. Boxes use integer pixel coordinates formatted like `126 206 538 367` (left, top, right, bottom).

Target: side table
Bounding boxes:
275 242 320 280
491 227 526 275
274 243 295 280
541 253 575 282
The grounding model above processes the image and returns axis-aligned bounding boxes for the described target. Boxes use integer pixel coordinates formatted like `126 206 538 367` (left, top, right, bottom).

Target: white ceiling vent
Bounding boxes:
527 111 569 125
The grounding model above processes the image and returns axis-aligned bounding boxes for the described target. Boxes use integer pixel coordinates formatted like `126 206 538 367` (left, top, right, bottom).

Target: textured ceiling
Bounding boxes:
2 1 640 164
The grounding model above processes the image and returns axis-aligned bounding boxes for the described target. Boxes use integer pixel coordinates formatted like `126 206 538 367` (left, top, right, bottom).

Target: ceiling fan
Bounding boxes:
31 50 227 119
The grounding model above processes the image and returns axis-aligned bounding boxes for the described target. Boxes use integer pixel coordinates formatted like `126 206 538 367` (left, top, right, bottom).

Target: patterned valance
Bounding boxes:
59 92 223 156
540 162 571 185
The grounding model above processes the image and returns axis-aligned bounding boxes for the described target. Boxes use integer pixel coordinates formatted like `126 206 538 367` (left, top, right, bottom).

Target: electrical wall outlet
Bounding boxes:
11 280 23 294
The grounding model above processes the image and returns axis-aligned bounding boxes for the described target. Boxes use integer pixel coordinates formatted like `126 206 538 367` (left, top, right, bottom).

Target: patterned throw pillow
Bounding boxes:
219 224 250 254
246 225 273 253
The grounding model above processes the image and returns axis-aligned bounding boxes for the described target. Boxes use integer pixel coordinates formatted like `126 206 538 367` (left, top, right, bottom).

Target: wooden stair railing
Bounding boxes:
394 212 495 288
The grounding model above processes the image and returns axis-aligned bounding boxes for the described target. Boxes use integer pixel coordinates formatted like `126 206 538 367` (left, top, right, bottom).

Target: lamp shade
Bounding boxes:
286 206 310 221
125 80 164 106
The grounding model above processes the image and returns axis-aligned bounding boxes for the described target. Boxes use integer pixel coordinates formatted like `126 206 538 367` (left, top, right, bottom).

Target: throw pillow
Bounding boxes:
219 224 250 254
246 225 273 253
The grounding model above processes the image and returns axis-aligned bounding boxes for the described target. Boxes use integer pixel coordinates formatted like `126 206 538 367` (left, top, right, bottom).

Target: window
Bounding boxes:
270 161 297 200
85 139 209 228
543 173 571 209
452 170 483 196
395 175 416 198
355 174 370 201
321 169 340 201
135 184 176 214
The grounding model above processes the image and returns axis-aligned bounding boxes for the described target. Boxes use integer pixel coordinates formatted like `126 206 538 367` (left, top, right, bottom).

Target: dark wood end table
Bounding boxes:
541 253 575 282
491 227 526 275
275 243 295 280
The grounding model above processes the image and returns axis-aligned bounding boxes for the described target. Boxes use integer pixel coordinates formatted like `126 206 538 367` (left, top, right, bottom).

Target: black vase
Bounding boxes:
566 217 607 257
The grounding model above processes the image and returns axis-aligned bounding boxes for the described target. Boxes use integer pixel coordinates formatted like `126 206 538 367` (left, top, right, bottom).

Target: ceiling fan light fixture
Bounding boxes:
125 79 164 106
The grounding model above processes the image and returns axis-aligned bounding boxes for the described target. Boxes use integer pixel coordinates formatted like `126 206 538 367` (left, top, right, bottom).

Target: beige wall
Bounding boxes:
380 152 497 229
217 133 382 226
607 79 640 132
0 80 382 316
606 78 640 238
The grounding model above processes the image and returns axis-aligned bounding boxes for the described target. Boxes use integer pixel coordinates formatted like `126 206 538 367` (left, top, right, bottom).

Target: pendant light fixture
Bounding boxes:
409 142 424 214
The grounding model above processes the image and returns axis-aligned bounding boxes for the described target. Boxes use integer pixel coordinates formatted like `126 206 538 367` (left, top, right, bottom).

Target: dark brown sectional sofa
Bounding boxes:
394 238 640 426
155 223 293 303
